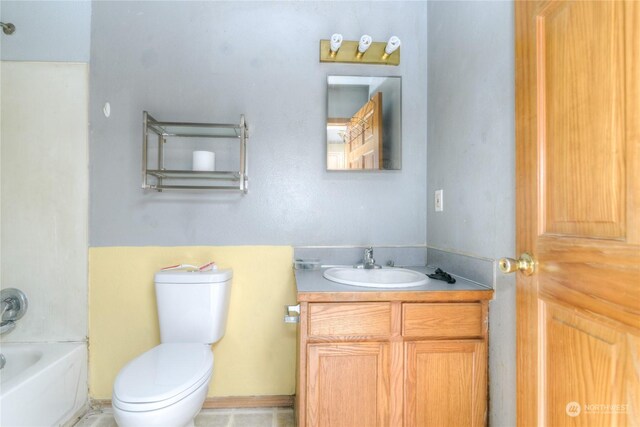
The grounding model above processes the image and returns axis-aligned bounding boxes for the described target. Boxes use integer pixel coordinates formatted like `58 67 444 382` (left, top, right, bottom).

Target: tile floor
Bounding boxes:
74 407 295 427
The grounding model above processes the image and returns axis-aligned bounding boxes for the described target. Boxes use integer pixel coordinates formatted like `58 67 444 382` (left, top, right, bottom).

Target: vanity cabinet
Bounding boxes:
405 340 486 427
402 303 486 426
295 297 489 427
307 342 390 426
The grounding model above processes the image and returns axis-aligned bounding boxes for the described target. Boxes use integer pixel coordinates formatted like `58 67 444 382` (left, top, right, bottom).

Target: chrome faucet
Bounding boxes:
357 247 381 269
0 354 5 370
0 288 28 335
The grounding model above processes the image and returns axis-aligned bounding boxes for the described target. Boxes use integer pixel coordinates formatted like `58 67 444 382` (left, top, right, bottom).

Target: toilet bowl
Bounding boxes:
113 343 213 427
112 269 232 427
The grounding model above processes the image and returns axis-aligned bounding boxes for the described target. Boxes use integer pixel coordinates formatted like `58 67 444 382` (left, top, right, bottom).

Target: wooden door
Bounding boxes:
345 92 383 169
515 1 640 425
404 340 486 427
306 342 390 427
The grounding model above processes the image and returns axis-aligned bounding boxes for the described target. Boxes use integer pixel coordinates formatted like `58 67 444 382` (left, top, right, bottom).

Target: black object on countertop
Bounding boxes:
427 268 456 284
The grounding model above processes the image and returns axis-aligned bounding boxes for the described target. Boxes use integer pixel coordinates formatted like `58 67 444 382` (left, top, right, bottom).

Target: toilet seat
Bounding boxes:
113 343 213 412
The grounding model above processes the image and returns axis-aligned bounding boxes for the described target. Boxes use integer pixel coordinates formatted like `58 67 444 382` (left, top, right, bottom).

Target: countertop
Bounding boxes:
295 266 494 303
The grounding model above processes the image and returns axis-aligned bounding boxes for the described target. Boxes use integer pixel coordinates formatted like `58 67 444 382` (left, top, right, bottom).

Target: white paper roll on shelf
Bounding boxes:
192 151 215 171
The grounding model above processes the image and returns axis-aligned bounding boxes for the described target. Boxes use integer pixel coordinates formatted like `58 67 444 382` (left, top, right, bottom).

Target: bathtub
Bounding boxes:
0 342 87 427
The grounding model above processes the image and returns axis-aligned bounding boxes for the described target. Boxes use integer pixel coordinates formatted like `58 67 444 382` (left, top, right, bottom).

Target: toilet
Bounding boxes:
112 268 232 427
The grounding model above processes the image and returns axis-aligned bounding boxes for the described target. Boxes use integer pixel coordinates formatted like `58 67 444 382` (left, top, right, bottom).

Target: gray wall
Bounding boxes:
90 1 428 247
426 2 516 426
327 84 369 118
0 0 91 62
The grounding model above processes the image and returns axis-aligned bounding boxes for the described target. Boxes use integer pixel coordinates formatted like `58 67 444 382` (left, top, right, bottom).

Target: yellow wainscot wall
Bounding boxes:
89 246 297 399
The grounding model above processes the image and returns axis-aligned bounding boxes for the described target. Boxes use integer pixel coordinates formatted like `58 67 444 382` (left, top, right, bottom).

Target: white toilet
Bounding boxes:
112 268 232 427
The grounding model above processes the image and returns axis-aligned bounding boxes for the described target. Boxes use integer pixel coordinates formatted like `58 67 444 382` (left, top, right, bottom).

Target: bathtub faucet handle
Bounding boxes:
0 320 15 335
0 288 28 334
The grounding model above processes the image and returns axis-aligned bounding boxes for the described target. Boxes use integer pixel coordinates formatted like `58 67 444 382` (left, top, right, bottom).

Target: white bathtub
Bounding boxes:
0 342 87 427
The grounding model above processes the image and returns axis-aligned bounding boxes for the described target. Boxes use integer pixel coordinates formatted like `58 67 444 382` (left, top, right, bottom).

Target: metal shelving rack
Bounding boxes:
142 112 248 193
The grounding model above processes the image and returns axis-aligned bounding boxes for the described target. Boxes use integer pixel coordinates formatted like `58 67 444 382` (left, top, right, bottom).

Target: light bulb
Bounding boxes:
330 33 343 57
382 36 401 60
356 35 372 59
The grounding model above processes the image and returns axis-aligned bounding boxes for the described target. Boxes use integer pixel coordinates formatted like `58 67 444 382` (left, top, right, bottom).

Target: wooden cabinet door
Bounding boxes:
306 342 390 427
515 1 640 425
404 340 486 427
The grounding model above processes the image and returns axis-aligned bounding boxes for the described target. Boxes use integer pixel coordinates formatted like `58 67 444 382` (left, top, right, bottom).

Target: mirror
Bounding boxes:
327 76 401 170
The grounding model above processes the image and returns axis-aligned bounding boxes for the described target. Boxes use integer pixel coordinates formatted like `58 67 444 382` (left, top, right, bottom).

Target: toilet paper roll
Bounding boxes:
192 151 215 171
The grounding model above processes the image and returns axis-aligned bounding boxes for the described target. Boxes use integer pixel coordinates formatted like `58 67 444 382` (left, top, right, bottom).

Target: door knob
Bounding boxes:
498 252 537 276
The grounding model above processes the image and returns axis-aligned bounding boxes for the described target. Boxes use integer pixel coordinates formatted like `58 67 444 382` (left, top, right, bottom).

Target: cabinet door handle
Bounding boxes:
284 304 301 323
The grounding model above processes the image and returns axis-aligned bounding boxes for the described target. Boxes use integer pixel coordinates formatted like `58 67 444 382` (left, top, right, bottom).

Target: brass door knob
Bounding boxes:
498 253 537 276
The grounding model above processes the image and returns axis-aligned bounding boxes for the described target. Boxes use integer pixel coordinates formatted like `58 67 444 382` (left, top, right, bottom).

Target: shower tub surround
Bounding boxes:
0 342 88 426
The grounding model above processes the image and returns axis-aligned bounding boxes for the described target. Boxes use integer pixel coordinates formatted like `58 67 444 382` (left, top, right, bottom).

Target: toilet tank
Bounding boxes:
154 269 233 344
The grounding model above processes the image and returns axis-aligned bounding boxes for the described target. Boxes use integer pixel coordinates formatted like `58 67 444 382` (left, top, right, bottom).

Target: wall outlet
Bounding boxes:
435 189 444 212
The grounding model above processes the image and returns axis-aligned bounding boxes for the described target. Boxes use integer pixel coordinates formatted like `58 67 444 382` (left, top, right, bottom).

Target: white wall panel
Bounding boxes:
1 61 88 342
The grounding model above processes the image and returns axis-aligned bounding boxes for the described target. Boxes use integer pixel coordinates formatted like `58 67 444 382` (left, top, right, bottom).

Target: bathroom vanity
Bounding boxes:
293 267 493 427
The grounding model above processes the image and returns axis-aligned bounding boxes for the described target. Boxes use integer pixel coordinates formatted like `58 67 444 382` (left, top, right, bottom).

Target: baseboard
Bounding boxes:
91 395 294 410
202 395 294 409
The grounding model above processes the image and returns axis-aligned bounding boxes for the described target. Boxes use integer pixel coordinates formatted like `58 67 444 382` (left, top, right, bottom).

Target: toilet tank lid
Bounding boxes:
155 268 233 284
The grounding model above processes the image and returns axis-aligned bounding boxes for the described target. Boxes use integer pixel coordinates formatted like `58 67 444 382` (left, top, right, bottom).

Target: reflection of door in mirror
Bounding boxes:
345 92 382 169
327 76 400 171
327 93 383 170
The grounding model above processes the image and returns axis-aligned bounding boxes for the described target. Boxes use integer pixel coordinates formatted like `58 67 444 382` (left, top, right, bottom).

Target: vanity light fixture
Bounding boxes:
356 35 372 59
329 33 343 58
382 36 401 60
319 34 400 66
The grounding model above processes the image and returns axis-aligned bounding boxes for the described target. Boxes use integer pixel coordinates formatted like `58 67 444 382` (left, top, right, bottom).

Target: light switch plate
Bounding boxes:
435 189 443 212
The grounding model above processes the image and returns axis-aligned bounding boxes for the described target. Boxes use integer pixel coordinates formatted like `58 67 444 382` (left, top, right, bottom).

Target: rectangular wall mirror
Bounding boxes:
327 76 401 170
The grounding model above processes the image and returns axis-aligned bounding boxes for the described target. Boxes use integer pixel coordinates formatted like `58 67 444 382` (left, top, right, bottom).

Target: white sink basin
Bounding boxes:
323 267 428 288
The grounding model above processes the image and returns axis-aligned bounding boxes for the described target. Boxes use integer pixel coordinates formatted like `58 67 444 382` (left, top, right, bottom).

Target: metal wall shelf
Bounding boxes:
142 112 248 193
